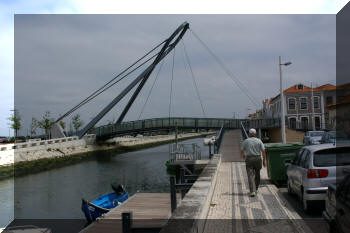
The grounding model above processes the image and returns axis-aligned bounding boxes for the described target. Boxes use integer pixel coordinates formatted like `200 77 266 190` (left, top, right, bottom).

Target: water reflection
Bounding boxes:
4 137 208 221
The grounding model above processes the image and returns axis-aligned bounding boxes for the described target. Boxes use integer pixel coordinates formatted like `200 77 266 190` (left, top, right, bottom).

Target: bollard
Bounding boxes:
122 212 133 233
209 143 212 159
170 176 177 212
180 169 186 199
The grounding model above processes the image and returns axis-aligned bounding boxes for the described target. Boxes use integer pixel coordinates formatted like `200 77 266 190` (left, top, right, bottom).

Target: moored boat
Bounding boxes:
81 184 128 222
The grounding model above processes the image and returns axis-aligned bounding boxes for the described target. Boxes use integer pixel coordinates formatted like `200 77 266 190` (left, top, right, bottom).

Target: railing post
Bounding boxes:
209 143 212 159
122 212 132 233
180 169 186 199
170 176 177 212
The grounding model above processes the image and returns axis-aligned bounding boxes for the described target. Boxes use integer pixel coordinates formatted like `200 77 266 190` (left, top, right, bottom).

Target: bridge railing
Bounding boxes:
92 117 282 137
169 143 201 162
214 124 225 153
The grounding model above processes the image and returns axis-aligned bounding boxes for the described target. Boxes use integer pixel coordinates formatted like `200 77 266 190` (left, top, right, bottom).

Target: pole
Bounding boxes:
311 82 315 131
175 121 178 146
170 176 177 212
279 56 286 143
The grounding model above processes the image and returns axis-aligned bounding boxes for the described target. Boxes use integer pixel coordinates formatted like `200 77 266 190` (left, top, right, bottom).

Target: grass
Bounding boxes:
0 134 205 180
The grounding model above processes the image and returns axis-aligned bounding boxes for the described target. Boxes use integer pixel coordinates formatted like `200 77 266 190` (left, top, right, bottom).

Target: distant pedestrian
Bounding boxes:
240 128 266 197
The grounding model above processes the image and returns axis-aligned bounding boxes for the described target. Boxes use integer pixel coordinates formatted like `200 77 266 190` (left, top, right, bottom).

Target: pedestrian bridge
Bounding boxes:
92 117 281 139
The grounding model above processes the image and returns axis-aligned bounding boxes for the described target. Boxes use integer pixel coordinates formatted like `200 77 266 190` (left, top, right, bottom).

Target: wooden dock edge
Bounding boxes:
160 154 222 233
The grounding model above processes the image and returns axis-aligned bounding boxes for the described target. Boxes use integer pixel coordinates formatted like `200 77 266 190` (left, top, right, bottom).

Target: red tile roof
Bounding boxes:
269 83 336 102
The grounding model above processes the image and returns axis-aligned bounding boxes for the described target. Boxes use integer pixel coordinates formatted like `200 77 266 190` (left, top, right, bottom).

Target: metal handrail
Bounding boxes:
214 123 225 153
91 117 283 137
169 143 201 162
241 121 248 139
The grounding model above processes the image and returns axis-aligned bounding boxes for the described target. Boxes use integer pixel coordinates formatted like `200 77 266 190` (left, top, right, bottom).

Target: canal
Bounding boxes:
0 137 209 228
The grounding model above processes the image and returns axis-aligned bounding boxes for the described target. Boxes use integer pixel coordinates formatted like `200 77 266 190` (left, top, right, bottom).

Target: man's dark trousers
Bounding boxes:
245 156 262 193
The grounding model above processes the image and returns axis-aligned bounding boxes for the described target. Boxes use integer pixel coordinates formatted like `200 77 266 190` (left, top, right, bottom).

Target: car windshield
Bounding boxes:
310 132 324 137
314 147 350 167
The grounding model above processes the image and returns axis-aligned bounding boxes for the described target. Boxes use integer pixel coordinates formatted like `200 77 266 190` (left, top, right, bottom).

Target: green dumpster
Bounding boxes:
264 142 304 185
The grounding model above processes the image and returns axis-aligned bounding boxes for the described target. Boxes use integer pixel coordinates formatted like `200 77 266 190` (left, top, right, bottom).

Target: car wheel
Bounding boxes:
301 189 310 213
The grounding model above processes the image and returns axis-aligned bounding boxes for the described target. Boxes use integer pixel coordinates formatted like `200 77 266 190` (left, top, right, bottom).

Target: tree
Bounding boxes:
8 109 21 140
37 111 55 139
72 114 84 135
30 117 38 137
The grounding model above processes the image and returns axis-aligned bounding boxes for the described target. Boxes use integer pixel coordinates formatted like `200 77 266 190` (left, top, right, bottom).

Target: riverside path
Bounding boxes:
203 129 314 233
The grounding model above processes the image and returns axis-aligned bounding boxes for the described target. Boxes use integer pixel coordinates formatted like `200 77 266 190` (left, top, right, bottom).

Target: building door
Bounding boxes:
289 118 296 129
301 117 308 130
315 116 321 130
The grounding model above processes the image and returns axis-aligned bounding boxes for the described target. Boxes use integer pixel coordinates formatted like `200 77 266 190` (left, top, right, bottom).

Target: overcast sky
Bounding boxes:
11 14 336 136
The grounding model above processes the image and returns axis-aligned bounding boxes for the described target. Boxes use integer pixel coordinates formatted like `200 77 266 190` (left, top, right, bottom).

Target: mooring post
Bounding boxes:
180 168 186 199
214 141 217 154
170 176 177 212
122 212 133 233
209 143 212 159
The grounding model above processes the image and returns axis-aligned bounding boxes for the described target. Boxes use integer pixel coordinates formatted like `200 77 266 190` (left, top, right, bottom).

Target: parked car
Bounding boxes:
0 137 9 143
303 131 325 145
286 144 350 212
323 172 350 233
321 130 350 144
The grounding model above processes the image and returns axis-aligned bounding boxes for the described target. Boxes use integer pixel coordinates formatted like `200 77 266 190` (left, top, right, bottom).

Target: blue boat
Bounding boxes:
81 184 128 222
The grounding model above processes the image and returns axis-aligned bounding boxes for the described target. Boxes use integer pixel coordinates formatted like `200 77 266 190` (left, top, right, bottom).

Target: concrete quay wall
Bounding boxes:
0 132 213 167
160 154 222 233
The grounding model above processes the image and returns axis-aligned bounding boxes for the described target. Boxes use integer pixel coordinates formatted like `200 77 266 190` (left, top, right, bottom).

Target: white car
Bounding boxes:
286 143 350 212
303 131 325 145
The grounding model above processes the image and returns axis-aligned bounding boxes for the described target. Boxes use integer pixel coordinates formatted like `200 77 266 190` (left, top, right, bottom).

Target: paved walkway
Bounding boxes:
204 130 313 233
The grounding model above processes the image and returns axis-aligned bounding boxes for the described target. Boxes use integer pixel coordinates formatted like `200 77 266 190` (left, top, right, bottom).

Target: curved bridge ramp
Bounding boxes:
220 130 244 162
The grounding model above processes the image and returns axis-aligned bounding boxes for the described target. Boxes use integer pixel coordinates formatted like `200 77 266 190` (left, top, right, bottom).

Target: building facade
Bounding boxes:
261 83 336 130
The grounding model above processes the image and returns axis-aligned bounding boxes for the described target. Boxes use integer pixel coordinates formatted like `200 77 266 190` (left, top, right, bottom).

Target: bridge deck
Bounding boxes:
219 130 244 162
204 130 313 232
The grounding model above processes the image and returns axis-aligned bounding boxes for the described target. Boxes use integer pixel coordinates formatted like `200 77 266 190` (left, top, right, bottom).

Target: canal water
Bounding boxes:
0 137 209 227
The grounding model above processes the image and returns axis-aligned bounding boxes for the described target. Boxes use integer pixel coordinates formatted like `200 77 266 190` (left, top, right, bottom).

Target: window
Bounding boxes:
289 118 296 129
301 117 309 129
310 131 324 137
326 96 333 105
295 149 304 165
303 152 310 169
313 147 350 167
300 97 307 110
297 84 304 90
299 149 309 167
313 96 319 109
288 98 296 110
314 116 321 130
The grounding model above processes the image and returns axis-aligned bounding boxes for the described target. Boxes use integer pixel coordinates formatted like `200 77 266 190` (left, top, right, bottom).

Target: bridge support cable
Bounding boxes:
189 28 260 108
55 41 166 123
181 40 207 118
169 48 176 118
115 24 189 126
137 59 165 120
77 22 190 138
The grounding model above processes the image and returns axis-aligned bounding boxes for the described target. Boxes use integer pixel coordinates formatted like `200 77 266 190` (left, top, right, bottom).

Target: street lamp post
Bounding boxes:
279 56 292 144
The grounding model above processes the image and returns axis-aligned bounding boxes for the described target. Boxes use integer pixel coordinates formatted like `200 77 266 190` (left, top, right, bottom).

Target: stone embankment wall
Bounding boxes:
0 132 213 167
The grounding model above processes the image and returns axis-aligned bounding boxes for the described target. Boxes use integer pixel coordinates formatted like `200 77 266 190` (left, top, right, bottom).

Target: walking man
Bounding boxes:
240 128 266 197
